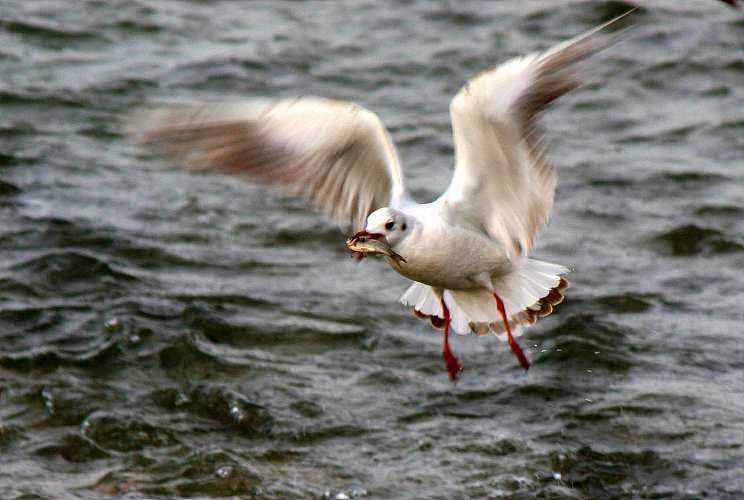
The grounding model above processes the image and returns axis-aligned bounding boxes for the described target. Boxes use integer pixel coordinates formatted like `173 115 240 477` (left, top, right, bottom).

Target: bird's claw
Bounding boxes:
444 350 464 382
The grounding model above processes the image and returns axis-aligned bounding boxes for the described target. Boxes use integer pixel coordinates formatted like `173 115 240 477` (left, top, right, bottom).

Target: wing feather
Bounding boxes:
132 97 407 230
441 11 633 258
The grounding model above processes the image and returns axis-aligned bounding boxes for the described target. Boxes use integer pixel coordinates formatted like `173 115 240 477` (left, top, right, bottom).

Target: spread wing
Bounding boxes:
440 12 632 258
132 97 407 230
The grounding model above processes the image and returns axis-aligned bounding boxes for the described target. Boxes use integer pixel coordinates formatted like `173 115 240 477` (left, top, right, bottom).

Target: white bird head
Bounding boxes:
364 207 410 246
345 207 410 264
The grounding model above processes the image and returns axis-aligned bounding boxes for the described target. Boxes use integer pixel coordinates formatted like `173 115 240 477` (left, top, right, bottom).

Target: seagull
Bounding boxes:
133 11 632 381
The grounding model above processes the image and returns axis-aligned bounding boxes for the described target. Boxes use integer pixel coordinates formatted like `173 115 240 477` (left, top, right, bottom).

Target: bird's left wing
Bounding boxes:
440 12 632 258
131 97 406 230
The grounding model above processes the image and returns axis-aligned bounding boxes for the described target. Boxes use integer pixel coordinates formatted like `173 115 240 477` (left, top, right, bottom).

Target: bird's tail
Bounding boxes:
400 259 569 338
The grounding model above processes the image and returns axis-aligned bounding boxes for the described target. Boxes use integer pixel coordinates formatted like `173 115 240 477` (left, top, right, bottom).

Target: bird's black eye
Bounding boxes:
385 221 395 231
401 223 407 231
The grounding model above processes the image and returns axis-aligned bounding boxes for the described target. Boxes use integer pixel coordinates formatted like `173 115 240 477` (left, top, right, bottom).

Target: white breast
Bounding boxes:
389 210 512 290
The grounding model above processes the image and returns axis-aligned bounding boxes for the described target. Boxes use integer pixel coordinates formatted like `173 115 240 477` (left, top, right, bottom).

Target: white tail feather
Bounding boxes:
400 282 440 316
400 258 568 339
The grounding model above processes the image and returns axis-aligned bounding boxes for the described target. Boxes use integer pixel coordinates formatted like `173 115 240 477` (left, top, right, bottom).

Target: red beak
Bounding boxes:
350 229 385 241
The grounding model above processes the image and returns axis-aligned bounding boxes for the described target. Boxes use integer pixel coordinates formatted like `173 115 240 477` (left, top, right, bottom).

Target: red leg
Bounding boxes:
494 294 530 371
440 297 463 381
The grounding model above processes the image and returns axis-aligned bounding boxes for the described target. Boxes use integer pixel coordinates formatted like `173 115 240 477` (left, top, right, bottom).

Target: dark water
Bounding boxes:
1 0 743 498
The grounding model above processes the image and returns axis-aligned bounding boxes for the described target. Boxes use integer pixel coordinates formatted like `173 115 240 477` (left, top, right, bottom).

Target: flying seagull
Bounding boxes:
134 11 633 381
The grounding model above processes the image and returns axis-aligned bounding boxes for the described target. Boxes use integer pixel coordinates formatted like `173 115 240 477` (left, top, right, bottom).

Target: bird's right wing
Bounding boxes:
132 97 407 230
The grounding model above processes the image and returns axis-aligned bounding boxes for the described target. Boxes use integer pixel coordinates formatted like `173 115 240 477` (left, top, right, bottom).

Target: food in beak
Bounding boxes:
346 230 406 265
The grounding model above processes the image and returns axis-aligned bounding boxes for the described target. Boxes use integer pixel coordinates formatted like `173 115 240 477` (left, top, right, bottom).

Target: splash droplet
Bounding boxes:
104 318 121 332
41 387 54 415
230 403 245 422
175 391 190 407
216 465 233 478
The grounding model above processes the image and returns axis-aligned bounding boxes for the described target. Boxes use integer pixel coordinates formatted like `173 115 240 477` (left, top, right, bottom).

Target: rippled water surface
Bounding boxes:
1 0 743 498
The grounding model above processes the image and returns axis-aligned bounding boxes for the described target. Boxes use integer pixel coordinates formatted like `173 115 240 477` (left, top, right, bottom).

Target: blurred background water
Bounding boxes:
1 0 743 498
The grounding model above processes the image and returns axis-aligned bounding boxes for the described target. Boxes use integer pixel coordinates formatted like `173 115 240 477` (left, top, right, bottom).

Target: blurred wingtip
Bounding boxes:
123 105 154 144
122 97 219 144
122 100 178 145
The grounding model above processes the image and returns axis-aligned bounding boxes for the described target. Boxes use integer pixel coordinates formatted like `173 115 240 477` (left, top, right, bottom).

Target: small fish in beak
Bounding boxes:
346 230 406 265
